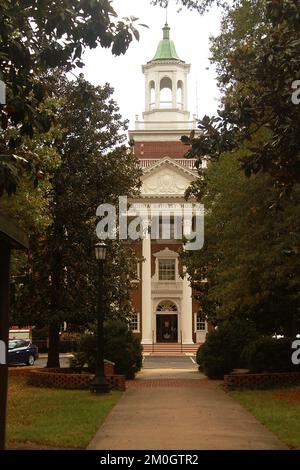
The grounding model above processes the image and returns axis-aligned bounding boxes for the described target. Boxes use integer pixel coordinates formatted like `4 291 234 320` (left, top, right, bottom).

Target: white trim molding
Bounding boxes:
152 247 181 282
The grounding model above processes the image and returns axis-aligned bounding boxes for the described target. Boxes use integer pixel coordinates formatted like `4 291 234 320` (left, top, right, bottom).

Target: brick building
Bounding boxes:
128 24 207 354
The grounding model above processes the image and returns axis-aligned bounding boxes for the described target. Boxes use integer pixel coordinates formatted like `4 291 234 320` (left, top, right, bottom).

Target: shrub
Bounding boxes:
104 319 143 379
70 334 97 370
241 336 299 373
196 317 258 379
59 339 79 353
70 319 143 379
34 339 79 354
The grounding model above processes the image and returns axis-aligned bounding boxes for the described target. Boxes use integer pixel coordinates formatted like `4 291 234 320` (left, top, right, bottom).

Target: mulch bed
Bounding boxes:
275 387 300 403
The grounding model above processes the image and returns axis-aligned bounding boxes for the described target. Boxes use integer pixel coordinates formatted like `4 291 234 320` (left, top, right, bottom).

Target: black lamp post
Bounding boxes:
90 241 111 394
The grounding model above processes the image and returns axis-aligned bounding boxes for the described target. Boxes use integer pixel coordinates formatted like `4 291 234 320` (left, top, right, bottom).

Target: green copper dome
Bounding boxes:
150 24 183 62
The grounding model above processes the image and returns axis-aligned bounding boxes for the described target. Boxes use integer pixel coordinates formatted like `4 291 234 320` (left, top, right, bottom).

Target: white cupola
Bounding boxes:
142 23 191 124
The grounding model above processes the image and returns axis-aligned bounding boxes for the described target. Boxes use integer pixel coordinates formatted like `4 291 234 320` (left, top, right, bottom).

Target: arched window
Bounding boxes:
177 80 183 109
160 77 172 109
157 301 178 312
149 80 155 110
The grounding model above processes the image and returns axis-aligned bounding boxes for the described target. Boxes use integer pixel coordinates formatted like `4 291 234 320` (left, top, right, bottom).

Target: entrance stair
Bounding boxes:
142 343 201 356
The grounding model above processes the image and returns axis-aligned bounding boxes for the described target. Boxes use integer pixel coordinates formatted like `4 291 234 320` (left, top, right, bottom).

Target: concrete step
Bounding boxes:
142 343 202 356
144 345 199 351
146 352 196 357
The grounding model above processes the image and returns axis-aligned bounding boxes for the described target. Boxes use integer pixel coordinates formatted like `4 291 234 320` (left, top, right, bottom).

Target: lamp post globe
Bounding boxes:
95 241 107 261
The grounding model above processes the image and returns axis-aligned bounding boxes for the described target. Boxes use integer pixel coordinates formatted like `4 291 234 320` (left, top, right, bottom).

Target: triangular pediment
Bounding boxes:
141 157 195 197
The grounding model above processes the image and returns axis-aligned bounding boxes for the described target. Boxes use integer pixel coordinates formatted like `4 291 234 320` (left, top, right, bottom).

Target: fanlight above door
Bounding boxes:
157 301 177 312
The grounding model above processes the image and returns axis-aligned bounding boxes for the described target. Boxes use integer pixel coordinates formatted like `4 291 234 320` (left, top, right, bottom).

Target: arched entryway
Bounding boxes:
156 301 178 343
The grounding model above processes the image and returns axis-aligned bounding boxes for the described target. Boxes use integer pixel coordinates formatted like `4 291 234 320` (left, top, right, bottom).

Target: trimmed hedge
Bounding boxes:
241 336 300 373
196 317 258 379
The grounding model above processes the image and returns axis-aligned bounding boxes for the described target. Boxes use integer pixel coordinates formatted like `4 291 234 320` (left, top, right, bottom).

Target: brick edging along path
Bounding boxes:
224 371 300 389
126 378 222 388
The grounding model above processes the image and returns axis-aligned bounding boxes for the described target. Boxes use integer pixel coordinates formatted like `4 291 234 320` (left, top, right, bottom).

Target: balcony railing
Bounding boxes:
135 120 197 131
160 101 172 109
139 158 198 170
149 102 183 111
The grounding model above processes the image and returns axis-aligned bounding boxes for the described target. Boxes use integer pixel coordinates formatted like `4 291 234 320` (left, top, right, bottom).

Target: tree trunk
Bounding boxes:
47 197 64 369
47 322 60 368
47 243 63 368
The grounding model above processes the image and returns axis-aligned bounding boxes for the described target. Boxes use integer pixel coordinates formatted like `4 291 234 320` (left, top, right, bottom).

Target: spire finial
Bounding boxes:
163 23 170 40
163 2 170 41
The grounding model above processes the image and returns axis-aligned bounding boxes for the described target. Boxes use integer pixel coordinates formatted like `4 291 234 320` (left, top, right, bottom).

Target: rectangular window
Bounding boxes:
131 261 140 282
129 313 140 332
159 259 176 281
196 313 206 331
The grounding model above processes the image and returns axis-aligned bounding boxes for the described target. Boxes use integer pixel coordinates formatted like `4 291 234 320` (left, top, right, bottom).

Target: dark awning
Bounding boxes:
0 214 28 250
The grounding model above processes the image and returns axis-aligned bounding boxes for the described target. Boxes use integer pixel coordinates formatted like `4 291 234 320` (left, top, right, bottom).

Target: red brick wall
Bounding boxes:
224 372 300 389
135 141 186 158
27 369 126 391
132 289 142 317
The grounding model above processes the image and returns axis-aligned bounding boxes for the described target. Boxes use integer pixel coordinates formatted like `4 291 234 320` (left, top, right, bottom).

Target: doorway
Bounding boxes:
156 314 178 343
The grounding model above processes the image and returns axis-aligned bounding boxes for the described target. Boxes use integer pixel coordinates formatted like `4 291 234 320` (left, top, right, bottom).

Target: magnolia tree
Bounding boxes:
182 0 300 196
181 0 300 336
0 0 144 196
8 75 141 367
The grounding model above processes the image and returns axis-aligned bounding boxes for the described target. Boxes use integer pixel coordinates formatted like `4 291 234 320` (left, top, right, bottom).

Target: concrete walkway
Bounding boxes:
87 357 287 450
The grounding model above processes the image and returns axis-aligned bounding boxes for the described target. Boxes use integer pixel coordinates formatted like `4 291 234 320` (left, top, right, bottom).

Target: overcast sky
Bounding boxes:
79 0 222 129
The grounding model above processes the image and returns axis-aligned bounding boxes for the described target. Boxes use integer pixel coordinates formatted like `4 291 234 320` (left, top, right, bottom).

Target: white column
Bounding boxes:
181 267 194 344
183 74 188 112
172 74 177 109
141 233 152 344
155 72 160 109
145 79 150 111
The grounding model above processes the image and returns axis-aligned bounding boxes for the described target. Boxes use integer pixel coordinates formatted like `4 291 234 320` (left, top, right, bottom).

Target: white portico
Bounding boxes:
137 158 196 346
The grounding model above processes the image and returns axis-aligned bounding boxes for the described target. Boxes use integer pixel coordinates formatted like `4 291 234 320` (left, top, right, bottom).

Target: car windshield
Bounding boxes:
8 340 30 349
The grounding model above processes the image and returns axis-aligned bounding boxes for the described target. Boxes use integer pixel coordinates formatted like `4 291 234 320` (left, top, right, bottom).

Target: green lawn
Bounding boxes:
229 387 300 449
7 377 122 449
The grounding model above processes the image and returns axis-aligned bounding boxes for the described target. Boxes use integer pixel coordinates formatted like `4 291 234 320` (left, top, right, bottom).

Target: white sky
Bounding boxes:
79 0 222 129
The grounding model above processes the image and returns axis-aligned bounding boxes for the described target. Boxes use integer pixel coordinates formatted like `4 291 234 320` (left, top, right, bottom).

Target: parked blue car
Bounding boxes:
8 339 39 366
